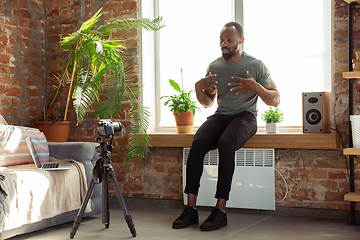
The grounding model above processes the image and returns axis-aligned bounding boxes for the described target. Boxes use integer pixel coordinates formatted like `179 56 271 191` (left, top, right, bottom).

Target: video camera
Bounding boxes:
97 119 122 137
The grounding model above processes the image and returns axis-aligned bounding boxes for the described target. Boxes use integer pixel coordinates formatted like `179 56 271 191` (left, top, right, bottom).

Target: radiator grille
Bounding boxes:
183 148 274 167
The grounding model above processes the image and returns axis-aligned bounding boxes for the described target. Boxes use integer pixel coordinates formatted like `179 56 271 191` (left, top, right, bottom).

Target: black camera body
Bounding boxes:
97 119 122 137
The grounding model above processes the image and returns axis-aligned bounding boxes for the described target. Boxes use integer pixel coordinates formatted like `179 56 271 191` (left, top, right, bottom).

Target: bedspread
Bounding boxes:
0 159 91 233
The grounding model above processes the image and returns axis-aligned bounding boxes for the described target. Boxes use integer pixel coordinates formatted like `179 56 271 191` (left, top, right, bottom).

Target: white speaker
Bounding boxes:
302 92 330 133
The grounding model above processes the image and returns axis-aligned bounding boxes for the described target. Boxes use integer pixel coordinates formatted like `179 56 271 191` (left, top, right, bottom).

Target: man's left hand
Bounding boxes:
228 71 258 95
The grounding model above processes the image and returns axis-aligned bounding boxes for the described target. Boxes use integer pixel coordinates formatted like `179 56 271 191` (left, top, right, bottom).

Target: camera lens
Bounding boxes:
112 122 122 133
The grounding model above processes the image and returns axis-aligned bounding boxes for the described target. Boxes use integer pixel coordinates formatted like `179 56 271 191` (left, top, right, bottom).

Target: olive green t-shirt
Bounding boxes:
206 52 273 116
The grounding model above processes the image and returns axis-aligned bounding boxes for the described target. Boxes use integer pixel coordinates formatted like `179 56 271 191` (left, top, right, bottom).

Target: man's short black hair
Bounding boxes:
224 22 243 38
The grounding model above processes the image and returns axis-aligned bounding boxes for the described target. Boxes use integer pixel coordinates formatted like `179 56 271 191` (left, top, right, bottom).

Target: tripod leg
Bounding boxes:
70 179 96 239
108 167 136 237
102 164 110 228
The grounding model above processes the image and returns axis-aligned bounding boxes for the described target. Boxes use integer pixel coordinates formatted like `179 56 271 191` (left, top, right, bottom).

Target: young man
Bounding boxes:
172 22 280 231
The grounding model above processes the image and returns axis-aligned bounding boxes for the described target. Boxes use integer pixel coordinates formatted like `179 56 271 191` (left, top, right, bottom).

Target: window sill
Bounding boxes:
148 132 341 149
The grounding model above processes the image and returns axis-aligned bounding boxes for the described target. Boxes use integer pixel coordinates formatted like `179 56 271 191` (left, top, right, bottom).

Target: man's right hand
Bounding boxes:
196 72 218 95
195 72 218 108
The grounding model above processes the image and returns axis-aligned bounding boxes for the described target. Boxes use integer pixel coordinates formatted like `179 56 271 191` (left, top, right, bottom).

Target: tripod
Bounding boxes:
70 135 136 239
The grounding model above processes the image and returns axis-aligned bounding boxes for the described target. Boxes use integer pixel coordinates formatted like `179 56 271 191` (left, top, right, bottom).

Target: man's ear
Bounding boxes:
239 37 244 45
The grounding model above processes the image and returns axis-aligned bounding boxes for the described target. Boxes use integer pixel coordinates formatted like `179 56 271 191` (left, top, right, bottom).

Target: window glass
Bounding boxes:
141 0 331 131
158 0 233 127
243 0 331 126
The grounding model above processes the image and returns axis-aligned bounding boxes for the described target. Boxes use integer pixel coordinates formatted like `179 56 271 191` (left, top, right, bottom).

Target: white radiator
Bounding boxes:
183 148 275 210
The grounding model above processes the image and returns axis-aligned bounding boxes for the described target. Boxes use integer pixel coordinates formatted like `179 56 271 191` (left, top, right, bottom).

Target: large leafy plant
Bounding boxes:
45 8 165 162
160 78 199 115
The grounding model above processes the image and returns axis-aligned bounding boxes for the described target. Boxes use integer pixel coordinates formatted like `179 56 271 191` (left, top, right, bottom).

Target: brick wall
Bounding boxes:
0 0 46 125
0 0 359 212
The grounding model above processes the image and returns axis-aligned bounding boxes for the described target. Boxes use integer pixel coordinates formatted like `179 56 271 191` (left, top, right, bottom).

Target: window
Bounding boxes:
140 0 332 133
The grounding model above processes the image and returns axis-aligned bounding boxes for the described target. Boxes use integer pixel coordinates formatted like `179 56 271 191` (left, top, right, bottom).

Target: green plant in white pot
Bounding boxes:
261 107 284 134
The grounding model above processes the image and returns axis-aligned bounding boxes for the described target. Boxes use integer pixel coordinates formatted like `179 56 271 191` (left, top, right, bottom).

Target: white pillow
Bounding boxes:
0 115 7 125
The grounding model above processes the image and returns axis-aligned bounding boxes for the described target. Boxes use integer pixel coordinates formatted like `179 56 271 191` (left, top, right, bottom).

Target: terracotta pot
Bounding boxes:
33 121 71 142
173 111 194 134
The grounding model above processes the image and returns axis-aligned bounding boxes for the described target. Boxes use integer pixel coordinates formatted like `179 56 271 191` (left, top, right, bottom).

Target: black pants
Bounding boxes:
184 111 257 200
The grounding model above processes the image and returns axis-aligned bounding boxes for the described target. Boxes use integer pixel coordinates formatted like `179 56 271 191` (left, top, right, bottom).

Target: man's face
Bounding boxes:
220 27 243 60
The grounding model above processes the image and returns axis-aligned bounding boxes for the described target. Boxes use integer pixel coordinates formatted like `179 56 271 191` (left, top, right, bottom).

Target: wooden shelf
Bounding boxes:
344 0 360 4
344 192 360 202
343 148 360 155
342 71 360 79
149 133 340 149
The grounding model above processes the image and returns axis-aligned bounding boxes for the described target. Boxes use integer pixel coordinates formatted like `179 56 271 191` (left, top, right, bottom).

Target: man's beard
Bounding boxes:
222 42 239 60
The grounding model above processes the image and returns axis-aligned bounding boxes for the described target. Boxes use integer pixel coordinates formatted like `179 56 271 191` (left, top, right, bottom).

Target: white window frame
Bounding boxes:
139 0 334 133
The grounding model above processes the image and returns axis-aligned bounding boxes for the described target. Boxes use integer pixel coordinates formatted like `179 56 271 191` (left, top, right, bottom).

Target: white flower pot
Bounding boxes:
266 122 278 134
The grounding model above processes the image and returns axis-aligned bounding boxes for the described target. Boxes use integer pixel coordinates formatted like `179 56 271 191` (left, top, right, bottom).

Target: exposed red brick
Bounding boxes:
167 166 181 175
0 107 18 116
31 60 41 68
1 74 10 83
5 0 17 6
320 180 338 191
6 86 24 97
45 0 69 9
0 54 10 64
329 171 347 179
0 98 12 106
10 76 21 84
19 0 27 8
324 191 345 202
29 20 37 30
33 42 40 49
339 181 350 191
19 18 27 27
29 87 40 96
124 183 143 192
0 35 8 44
13 9 31 18
104 3 123 12
31 1 42 10
123 1 137 11
308 169 327 179
17 27 31 38
0 64 15 74
29 51 39 58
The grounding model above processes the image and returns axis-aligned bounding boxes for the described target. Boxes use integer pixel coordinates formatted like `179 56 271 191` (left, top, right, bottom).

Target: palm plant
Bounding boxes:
46 8 165 162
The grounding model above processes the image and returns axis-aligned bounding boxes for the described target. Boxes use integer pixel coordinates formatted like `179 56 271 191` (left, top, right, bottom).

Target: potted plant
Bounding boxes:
261 107 284 134
33 107 70 142
34 8 164 162
160 70 199 133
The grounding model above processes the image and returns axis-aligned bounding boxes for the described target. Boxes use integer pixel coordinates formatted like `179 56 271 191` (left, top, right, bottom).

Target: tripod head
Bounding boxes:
95 119 122 158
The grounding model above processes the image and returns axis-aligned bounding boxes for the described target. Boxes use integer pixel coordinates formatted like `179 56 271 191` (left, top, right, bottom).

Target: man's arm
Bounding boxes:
255 82 280 107
229 71 280 107
195 73 218 108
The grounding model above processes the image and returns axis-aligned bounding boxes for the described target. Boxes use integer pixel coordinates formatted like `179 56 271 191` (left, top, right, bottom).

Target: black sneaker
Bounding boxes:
172 206 199 229
200 208 227 231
